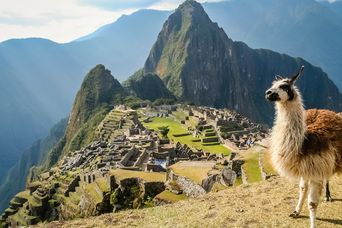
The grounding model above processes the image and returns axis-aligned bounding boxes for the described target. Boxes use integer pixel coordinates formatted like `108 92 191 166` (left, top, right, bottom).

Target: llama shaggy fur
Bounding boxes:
272 107 342 181
266 66 342 228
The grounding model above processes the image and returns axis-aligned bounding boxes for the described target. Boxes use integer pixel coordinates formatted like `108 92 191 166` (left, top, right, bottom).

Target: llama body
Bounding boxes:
271 107 342 180
266 66 342 228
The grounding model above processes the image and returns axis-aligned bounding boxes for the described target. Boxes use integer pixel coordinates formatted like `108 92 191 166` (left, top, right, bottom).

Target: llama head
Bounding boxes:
265 66 304 103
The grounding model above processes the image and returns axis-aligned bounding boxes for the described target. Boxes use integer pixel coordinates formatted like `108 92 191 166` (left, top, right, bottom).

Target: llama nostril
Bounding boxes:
266 90 272 95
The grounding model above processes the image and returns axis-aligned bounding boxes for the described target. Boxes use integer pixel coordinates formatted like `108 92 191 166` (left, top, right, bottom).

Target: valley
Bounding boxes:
0 104 270 227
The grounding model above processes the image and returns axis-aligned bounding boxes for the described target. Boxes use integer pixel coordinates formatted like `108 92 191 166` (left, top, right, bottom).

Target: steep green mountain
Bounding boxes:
123 70 175 101
0 118 67 213
142 0 342 124
30 64 125 179
65 64 124 145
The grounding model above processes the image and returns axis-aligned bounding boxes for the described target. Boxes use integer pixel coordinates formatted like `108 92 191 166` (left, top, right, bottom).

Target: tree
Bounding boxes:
158 126 170 138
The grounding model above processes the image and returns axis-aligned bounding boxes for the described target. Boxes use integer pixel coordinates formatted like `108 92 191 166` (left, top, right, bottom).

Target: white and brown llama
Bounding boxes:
265 66 342 228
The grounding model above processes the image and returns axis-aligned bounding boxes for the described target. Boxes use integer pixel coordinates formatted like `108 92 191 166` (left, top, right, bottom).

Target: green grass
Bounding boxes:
170 162 216 184
187 116 199 129
234 176 243 186
155 190 187 203
96 178 110 192
10 207 29 226
211 183 228 192
84 183 103 204
110 169 166 182
242 150 262 183
16 191 30 199
172 110 188 121
262 150 276 175
143 117 230 156
67 192 81 205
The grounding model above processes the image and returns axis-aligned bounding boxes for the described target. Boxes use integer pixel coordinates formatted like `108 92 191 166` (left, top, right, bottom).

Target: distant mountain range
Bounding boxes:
0 9 169 186
1 0 342 204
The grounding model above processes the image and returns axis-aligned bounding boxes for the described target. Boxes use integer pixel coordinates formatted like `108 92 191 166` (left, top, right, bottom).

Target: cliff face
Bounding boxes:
123 70 175 101
143 0 342 124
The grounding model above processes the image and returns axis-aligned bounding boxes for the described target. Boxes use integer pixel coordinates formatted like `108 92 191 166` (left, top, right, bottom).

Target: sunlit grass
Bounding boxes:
143 117 230 156
110 169 166 182
155 190 187 203
241 150 262 183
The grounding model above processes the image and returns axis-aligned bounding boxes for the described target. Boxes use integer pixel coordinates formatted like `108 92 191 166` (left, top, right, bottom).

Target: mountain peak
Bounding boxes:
66 64 124 143
144 0 225 97
178 0 204 13
176 0 211 26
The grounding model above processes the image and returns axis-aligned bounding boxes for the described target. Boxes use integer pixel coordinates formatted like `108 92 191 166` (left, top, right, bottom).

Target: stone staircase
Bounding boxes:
96 109 135 143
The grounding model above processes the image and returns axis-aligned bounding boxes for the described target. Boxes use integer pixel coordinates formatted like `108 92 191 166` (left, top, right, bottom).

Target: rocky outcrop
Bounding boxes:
111 177 165 211
167 170 206 198
124 70 175 101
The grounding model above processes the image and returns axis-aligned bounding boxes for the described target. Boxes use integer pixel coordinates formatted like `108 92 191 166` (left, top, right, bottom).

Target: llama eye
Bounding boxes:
279 84 290 91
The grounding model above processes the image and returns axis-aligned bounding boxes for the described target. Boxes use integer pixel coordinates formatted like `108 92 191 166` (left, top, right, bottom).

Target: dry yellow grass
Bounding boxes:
169 161 216 184
36 176 342 228
109 169 166 182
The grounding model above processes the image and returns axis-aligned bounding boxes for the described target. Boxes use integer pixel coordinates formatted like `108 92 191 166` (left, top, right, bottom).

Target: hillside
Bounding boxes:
0 118 67 213
123 70 175 101
37 176 342 228
0 38 84 185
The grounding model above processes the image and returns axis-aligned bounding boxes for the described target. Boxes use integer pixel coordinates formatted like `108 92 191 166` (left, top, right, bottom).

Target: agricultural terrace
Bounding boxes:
140 109 230 156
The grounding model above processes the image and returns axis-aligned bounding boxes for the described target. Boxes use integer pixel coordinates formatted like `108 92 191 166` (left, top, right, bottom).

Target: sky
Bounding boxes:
0 0 223 43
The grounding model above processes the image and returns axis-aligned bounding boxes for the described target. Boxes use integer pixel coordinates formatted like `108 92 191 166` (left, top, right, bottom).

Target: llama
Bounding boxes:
265 66 342 228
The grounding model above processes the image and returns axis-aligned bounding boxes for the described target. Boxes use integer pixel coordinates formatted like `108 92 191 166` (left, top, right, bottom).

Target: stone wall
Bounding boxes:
133 149 148 168
167 170 206 198
120 148 139 166
202 137 219 143
64 176 80 197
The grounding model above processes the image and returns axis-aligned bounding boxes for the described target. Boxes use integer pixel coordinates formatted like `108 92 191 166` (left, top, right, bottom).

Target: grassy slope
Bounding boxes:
143 117 230 155
169 161 216 185
109 169 166 182
39 177 342 228
241 150 263 183
155 190 187 203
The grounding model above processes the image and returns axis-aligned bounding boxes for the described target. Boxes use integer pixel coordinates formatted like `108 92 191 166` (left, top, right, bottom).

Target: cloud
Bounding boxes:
79 0 163 11
80 0 226 11
0 0 225 43
0 0 133 43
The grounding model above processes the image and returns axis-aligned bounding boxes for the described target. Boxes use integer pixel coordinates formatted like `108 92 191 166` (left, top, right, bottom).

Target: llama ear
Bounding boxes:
290 65 304 84
275 75 283 81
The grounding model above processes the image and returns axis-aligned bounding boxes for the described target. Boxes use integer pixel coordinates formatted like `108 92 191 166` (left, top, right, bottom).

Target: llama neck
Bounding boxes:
272 94 306 156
